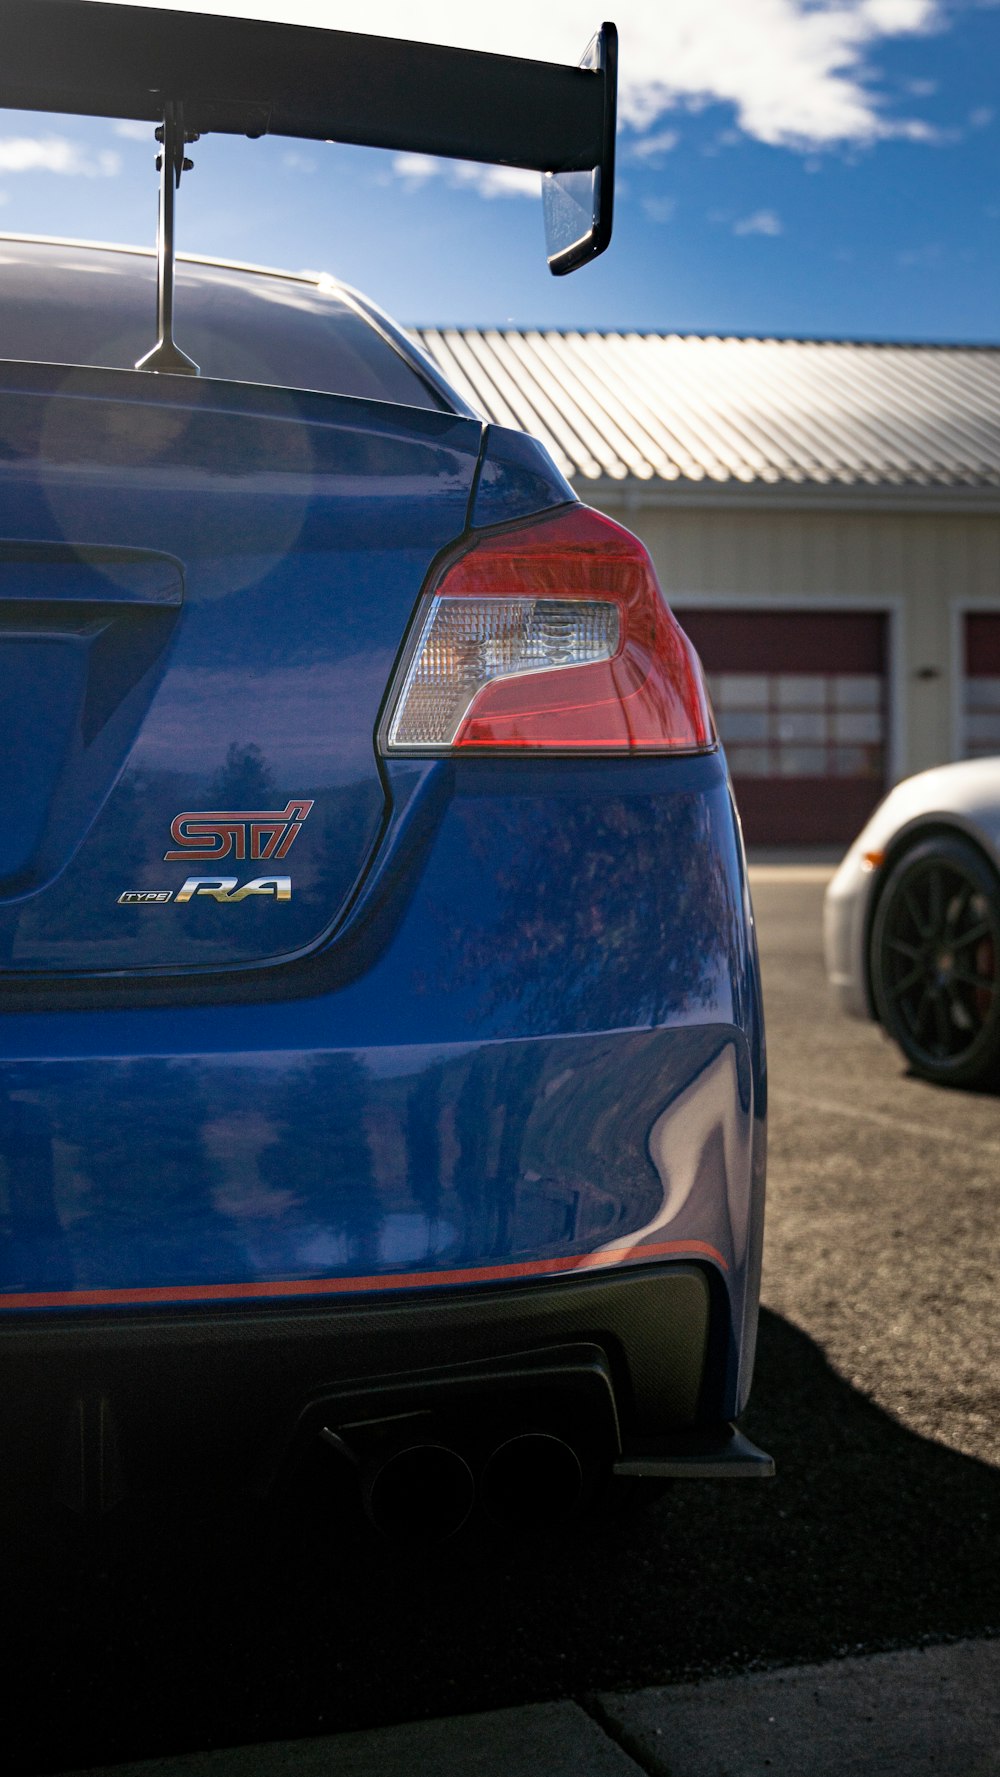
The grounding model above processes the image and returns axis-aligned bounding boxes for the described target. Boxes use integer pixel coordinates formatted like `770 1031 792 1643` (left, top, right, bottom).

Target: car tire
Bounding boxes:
870 833 1000 1088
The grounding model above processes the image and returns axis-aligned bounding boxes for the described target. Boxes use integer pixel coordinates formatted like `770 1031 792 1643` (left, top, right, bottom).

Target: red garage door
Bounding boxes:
673 608 888 846
964 614 1000 759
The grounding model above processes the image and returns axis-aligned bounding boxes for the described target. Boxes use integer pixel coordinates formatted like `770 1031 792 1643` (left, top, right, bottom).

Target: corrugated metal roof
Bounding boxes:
412 329 1000 495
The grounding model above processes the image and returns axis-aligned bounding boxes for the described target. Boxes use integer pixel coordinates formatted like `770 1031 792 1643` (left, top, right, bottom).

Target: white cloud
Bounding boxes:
898 241 944 266
283 150 317 172
860 0 931 27
461 165 540 199
733 208 784 235
893 119 949 141
392 152 539 199
969 106 995 129
0 136 121 176
90 0 947 152
642 195 677 223
629 129 680 160
114 119 154 141
391 154 435 185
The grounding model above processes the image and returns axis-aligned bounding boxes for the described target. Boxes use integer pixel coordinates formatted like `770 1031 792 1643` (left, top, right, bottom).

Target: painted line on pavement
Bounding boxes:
774 1090 1000 1159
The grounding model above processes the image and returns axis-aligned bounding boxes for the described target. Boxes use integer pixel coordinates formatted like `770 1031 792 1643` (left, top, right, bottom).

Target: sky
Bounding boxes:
0 0 998 340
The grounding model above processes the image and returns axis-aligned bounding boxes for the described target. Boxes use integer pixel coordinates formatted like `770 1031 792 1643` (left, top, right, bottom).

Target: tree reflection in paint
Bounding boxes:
207 741 276 809
405 1062 443 1251
259 1054 381 1272
441 790 742 1032
9 768 154 947
179 742 278 947
48 1059 243 1286
451 1048 532 1261
0 1092 73 1290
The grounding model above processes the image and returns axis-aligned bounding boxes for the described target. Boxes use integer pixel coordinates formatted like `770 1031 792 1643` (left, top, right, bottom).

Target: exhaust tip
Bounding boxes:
364 1440 475 1542
480 1430 584 1532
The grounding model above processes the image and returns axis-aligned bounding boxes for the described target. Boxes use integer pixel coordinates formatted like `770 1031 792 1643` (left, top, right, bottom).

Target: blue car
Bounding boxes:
0 5 769 1532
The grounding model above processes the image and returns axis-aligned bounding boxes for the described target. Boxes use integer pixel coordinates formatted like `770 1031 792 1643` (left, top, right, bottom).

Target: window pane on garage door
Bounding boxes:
964 614 1000 759
716 672 884 778
673 609 888 845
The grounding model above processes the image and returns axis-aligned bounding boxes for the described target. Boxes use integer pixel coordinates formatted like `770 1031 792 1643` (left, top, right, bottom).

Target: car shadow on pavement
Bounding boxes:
9 1308 1000 1773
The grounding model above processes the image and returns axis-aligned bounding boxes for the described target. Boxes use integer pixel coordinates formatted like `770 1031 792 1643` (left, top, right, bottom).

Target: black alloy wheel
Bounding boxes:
871 834 1000 1088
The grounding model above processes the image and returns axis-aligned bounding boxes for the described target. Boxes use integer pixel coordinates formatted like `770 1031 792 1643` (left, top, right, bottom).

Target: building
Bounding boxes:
414 328 1000 846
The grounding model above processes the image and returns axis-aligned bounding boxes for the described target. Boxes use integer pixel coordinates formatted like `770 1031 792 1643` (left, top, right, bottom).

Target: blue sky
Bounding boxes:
0 0 998 340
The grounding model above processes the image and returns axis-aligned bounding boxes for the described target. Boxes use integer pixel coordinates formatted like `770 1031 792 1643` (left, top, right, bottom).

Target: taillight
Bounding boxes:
382 504 714 753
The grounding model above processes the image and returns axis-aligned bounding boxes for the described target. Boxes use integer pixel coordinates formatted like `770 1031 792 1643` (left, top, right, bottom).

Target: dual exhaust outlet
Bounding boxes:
322 1424 587 1540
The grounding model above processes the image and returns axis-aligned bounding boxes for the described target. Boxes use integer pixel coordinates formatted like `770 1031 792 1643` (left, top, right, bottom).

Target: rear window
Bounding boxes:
0 240 446 410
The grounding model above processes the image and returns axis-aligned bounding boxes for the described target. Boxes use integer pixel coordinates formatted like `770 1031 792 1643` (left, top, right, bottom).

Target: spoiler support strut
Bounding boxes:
135 102 199 376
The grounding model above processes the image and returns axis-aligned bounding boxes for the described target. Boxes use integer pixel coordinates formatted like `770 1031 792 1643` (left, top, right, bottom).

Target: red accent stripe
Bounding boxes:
0 1239 727 1312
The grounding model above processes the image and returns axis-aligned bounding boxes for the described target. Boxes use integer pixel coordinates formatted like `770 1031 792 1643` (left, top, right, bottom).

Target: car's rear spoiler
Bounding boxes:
2 2 617 366
2 3 616 276
4 2 611 173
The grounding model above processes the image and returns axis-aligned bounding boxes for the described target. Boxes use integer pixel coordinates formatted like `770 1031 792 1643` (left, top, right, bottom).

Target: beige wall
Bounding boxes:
593 498 1000 783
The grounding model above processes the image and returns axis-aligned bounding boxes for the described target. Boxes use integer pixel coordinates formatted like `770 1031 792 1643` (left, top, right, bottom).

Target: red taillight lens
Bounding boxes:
383 505 714 753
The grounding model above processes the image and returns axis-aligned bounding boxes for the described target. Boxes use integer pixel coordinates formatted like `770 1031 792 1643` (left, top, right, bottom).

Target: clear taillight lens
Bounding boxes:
390 597 620 747
382 503 714 754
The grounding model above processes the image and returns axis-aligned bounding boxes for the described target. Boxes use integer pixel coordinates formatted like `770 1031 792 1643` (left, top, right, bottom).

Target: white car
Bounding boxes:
824 759 1000 1087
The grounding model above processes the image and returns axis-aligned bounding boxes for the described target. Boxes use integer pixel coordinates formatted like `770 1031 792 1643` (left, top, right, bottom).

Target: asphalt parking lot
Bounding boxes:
11 867 1000 1774
754 864 999 1470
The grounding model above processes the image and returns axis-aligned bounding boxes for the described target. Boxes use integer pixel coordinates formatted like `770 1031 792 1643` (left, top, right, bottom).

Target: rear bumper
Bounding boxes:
0 1019 763 1421
0 753 766 1490
0 1263 728 1513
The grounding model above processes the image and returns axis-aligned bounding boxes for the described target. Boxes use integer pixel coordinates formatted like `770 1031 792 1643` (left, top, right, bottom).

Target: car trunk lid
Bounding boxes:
0 361 481 975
